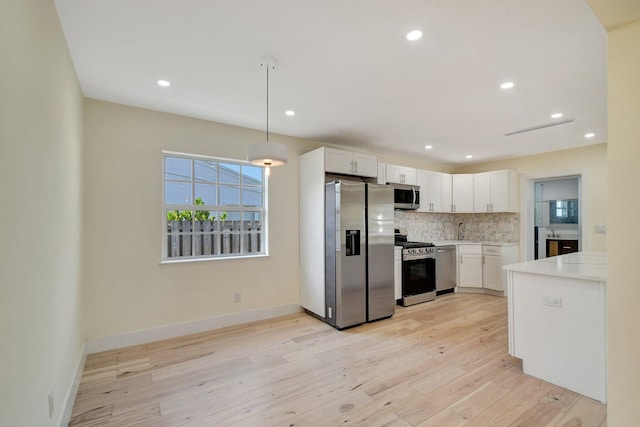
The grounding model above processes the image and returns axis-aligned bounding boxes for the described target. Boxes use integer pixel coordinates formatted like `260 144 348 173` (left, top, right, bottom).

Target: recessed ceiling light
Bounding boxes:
466 155 473 159
424 145 433 150
500 81 515 90
285 110 295 116
551 112 563 119
406 30 422 41
157 79 171 87
585 132 595 138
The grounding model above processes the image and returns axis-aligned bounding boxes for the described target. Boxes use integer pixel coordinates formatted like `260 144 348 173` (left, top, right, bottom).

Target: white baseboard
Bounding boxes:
87 303 302 354
60 341 87 427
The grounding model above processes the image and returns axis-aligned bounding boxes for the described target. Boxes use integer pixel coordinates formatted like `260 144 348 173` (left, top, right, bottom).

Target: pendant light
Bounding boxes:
247 56 288 176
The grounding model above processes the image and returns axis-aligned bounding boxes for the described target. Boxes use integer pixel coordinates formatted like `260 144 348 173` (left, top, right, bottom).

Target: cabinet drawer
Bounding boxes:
482 245 501 255
458 244 482 254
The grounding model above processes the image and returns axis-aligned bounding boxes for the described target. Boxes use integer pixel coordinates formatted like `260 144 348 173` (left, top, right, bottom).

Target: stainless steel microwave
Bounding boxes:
391 183 420 210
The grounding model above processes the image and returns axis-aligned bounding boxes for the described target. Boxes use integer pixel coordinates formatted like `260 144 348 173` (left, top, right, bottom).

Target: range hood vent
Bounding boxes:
505 119 574 136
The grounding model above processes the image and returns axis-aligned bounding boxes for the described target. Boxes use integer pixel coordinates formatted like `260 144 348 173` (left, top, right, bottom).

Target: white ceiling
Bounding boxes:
54 0 607 166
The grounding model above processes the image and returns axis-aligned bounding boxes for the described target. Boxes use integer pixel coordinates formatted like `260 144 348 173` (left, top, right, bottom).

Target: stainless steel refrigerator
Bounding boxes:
325 181 395 329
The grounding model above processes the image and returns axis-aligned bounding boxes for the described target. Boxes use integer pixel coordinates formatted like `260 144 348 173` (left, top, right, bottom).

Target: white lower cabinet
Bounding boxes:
394 246 402 300
483 253 503 291
458 244 483 288
482 244 518 292
457 243 518 294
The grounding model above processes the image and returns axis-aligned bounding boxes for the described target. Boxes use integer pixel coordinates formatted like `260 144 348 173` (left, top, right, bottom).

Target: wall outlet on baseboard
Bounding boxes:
48 390 54 418
233 291 241 303
594 225 607 234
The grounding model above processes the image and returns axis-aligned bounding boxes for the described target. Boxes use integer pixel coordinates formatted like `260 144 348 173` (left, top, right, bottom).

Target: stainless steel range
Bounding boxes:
395 230 437 306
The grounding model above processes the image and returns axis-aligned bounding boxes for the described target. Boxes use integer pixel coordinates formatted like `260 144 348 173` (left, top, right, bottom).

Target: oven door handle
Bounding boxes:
402 253 436 261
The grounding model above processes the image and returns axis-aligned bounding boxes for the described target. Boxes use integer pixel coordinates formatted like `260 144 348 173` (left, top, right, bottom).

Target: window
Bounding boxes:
163 152 266 260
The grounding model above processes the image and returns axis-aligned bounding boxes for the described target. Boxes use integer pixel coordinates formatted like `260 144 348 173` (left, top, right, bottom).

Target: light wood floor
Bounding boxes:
69 293 606 426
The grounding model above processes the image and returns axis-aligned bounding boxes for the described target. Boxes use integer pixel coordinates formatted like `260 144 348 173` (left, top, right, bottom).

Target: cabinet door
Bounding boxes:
429 172 444 212
353 153 378 178
490 169 510 212
402 167 417 185
416 170 431 212
459 254 482 287
386 164 405 184
483 254 503 291
324 148 353 175
377 162 386 185
386 164 416 185
452 174 474 213
441 173 452 212
473 172 491 212
417 170 444 212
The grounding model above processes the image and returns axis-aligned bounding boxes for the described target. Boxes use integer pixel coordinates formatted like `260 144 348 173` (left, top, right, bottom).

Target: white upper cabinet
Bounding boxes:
417 170 446 212
353 152 378 177
473 172 492 212
473 169 518 212
452 174 474 213
324 148 378 178
386 164 417 185
442 173 452 212
377 162 387 185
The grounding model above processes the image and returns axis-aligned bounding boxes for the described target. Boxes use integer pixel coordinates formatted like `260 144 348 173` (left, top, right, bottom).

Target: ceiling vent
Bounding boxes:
505 119 574 136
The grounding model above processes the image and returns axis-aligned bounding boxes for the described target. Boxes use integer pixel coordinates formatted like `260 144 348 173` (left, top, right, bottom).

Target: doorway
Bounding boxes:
520 172 589 261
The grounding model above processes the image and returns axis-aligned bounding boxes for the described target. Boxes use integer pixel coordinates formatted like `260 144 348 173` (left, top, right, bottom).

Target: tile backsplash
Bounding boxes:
394 211 519 243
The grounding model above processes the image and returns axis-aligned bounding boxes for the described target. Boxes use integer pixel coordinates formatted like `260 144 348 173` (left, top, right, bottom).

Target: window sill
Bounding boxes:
160 253 269 265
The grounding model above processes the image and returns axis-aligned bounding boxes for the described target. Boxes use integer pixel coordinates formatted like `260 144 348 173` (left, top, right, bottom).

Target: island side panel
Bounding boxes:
509 271 606 403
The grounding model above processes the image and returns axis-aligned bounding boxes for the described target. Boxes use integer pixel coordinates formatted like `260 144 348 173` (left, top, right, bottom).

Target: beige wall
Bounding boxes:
607 19 640 425
453 144 608 252
82 99 325 340
0 0 85 426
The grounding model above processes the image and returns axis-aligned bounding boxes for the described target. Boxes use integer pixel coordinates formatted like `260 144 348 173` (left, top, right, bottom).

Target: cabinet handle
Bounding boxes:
562 246 572 249
487 203 489 212
354 161 358 173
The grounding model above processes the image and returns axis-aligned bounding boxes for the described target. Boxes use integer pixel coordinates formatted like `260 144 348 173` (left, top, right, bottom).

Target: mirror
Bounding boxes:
535 199 579 225
549 199 579 224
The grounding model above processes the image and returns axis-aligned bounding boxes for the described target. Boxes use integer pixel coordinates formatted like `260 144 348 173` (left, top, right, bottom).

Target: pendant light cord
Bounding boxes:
266 65 269 143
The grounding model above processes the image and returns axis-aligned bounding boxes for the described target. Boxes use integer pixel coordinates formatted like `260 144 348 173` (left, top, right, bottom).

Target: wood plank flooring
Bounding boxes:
69 294 607 426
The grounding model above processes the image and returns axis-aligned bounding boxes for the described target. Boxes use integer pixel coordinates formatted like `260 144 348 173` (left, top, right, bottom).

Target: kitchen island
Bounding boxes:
504 251 607 403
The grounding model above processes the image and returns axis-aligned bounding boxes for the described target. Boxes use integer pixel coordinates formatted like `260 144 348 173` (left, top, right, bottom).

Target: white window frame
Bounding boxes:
161 150 269 262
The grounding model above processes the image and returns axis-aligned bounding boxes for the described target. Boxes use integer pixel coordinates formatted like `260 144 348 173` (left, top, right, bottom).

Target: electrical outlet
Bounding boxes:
48 390 54 418
594 225 607 234
233 291 241 303
543 296 562 308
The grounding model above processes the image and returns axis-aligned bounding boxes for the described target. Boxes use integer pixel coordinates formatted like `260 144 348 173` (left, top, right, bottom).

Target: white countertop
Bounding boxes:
503 251 607 282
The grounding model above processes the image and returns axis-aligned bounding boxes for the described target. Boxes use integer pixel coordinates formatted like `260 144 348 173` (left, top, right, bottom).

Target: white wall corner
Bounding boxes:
60 341 87 427
87 303 302 354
